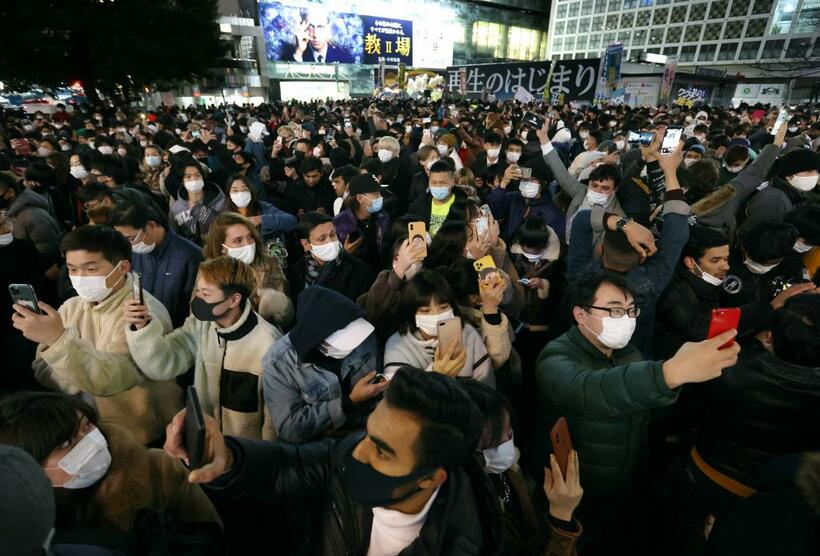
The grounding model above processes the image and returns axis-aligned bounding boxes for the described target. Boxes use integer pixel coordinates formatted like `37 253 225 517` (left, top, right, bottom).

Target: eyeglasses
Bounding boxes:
584 305 640 318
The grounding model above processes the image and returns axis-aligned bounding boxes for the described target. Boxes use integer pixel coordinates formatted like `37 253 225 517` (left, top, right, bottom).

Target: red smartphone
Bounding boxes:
706 308 741 349
550 417 573 478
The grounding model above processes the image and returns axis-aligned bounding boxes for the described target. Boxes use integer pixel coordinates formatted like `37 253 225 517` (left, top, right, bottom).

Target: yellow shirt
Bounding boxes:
429 195 456 236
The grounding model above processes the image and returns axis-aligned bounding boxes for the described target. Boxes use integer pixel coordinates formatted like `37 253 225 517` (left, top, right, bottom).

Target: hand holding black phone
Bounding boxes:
184 386 206 470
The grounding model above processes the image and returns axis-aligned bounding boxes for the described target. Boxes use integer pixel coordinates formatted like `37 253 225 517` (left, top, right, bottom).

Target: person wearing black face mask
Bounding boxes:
163 366 505 555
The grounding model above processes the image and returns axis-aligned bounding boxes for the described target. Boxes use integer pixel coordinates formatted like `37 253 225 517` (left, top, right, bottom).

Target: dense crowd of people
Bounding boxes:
0 95 819 556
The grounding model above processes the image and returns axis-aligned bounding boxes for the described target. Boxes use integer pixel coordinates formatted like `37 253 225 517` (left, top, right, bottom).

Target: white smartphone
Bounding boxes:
661 127 683 154
771 108 789 136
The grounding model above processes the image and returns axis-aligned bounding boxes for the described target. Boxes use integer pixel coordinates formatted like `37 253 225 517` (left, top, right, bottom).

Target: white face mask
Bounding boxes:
794 239 814 254
683 158 698 168
312 146 322 158
318 341 353 360
788 174 817 192
37 147 52 157
51 427 112 489
0 232 13 246
726 164 745 174
69 262 124 302
486 147 501 159
414 309 455 337
378 149 394 163
130 230 155 255
140 140 149 148
586 189 610 206
430 125 440 134
184 179 205 193
521 249 542 262
693 260 724 286
506 152 521 163
224 242 256 264
70 165 88 180
230 190 252 208
615 140 626 151
519 180 540 199
744 257 779 275
310 240 341 262
584 314 636 350
60 143 71 152
97 145 113 155
788 126 798 133
579 131 590 139
425 159 437 170
483 437 518 474
437 144 449 155
117 148 127 157
144 155 161 168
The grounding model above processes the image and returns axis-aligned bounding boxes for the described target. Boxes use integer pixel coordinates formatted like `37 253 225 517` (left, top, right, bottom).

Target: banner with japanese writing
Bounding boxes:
547 58 599 104
361 15 412 66
445 62 551 100
672 86 708 108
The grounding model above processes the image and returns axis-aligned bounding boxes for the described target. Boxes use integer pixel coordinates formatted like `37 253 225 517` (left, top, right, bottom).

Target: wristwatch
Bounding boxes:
615 216 632 232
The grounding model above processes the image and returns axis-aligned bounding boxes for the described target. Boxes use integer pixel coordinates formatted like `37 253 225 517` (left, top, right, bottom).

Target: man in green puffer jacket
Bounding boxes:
534 270 740 553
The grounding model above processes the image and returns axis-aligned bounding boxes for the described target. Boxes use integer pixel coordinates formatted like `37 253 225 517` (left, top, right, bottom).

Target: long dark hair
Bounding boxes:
223 173 262 216
397 270 462 334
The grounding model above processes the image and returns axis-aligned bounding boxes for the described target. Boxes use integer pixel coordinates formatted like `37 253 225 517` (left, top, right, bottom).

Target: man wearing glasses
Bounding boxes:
290 7 354 64
534 271 739 553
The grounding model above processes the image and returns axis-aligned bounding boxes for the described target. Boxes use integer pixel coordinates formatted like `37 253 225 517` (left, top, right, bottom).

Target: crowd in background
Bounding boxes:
0 95 819 556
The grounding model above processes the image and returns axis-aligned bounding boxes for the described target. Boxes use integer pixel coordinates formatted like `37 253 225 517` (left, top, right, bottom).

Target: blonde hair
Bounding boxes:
198 256 257 300
378 136 401 154
203 212 263 262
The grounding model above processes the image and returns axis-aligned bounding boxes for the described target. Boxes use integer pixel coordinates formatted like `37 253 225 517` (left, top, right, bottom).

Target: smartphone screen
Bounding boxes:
627 130 641 144
639 131 655 146
661 127 683 154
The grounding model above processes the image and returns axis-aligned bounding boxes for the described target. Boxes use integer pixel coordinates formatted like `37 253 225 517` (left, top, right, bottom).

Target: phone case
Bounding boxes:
550 417 573 478
131 272 144 304
185 386 207 470
437 317 463 356
707 308 741 349
473 255 496 273
474 217 489 238
408 222 428 258
519 167 533 179
661 128 683 154
9 284 43 314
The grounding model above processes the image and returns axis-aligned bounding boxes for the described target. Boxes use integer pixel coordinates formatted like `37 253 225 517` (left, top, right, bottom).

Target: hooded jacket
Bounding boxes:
7 187 63 263
207 433 505 556
169 181 225 244
262 286 378 443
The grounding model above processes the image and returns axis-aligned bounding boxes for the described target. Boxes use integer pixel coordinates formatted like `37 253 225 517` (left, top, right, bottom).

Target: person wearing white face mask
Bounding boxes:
125 256 282 441
435 133 463 170
225 175 297 239
469 131 504 181
169 163 226 244
460 380 584 555
537 272 740 542
723 220 817 313
13 225 182 446
204 212 293 328
784 204 820 281
140 144 166 196
262 286 381 442
384 270 494 385
0 391 220 532
111 202 203 328
654 225 785 360
738 148 820 237
289 211 374 303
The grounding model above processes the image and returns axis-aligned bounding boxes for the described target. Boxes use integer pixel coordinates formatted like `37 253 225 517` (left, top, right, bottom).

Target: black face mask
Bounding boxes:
191 296 231 321
341 446 435 508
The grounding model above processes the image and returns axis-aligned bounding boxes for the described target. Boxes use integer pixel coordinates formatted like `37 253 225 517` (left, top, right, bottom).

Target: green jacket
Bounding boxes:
536 326 679 495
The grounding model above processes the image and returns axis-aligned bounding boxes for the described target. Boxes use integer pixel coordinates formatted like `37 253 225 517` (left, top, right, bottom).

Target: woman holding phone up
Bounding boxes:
383 269 494 385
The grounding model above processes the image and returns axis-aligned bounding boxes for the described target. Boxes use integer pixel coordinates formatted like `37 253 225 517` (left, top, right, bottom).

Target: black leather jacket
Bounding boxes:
695 340 820 487
208 433 505 555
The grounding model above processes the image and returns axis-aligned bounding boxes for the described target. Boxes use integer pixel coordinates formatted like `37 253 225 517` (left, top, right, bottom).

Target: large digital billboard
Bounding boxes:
259 2 413 66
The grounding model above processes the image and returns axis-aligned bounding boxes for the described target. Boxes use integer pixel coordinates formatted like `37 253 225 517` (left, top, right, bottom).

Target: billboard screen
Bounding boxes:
259 2 412 65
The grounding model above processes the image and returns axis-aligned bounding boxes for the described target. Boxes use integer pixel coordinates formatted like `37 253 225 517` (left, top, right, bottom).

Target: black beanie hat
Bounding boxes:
348 173 380 196
775 149 820 179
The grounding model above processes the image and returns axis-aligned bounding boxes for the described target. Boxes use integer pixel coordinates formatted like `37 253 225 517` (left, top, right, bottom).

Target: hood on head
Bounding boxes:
290 285 367 360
